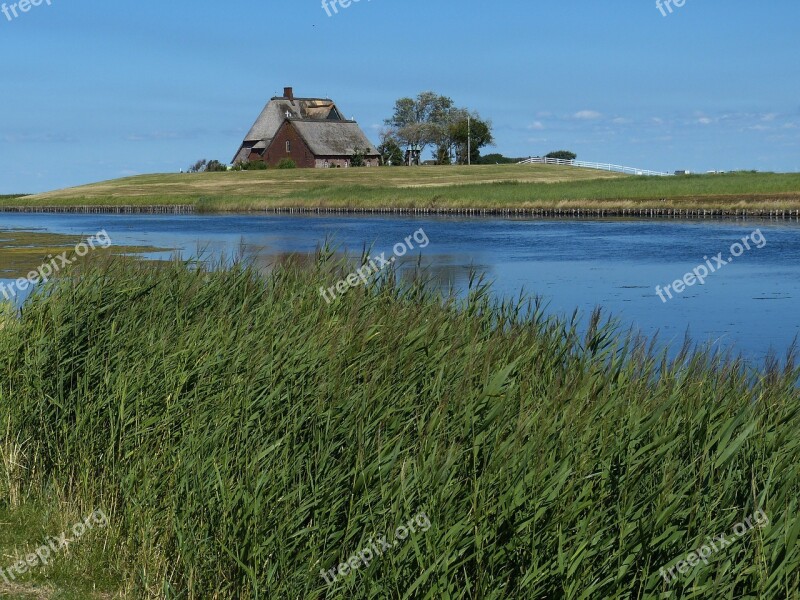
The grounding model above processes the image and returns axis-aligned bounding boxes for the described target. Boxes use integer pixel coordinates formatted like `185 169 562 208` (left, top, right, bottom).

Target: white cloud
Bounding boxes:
528 121 545 130
573 110 602 120
697 117 713 125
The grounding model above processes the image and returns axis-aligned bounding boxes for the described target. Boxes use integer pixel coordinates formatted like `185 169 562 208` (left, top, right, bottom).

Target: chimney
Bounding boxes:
283 87 294 100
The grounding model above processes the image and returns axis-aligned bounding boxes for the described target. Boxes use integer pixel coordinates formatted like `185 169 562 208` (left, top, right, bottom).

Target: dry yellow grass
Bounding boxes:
24 164 622 202
5 164 800 212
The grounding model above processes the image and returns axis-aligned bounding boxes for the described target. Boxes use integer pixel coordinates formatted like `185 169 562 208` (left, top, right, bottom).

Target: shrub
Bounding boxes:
188 159 229 172
205 160 228 172
277 158 296 169
232 160 268 171
545 150 577 161
350 148 367 167
476 153 524 165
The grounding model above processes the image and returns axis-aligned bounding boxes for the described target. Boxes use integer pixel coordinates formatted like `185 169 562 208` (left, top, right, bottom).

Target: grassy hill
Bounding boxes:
4 165 800 212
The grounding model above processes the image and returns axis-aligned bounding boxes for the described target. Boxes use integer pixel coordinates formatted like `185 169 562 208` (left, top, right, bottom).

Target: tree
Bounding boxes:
377 132 404 166
384 92 456 159
350 148 367 167
435 144 452 165
385 93 495 165
545 150 577 161
188 159 208 173
449 115 494 165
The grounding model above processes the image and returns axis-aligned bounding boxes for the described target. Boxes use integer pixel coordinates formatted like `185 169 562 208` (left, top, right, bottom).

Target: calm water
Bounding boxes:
2 213 799 362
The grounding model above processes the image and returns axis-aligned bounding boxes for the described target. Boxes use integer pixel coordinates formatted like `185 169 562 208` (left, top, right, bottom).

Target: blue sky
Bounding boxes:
1 0 799 193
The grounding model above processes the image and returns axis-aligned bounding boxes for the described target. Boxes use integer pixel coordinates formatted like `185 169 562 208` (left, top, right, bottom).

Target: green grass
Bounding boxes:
0 503 119 599
5 166 800 212
0 256 799 598
0 230 161 280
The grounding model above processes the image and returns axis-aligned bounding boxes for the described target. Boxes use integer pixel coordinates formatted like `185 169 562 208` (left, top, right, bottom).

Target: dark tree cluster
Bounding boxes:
382 92 494 165
187 159 228 173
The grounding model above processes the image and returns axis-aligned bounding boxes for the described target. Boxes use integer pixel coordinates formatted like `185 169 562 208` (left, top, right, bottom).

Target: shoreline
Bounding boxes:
2 204 800 219
5 167 800 217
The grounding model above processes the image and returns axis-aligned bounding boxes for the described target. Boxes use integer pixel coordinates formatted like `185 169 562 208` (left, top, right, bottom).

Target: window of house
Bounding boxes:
286 141 291 153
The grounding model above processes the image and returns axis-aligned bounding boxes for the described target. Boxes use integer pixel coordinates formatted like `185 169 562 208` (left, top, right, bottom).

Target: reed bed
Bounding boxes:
0 256 798 599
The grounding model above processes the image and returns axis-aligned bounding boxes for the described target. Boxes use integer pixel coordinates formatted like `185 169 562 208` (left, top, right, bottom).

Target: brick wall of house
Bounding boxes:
261 121 382 168
264 122 316 168
314 157 381 168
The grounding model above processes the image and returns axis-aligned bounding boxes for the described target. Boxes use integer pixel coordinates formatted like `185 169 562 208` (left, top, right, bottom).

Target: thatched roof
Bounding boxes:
290 120 378 157
233 90 377 163
243 98 342 143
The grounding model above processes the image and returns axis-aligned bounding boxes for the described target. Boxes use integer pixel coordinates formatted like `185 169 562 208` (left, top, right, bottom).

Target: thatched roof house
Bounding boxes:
232 87 380 168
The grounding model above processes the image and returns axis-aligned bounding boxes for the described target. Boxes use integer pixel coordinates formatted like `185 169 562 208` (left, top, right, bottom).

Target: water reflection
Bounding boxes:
0 212 798 362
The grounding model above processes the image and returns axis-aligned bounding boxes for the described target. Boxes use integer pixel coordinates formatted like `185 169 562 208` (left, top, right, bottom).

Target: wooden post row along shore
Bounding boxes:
1 206 800 219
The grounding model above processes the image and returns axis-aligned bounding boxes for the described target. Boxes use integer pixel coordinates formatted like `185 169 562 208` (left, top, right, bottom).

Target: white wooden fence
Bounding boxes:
517 157 672 177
